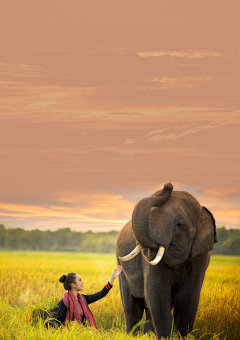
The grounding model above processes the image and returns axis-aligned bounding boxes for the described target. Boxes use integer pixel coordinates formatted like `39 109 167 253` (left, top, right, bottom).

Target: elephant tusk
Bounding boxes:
149 246 165 265
118 244 143 262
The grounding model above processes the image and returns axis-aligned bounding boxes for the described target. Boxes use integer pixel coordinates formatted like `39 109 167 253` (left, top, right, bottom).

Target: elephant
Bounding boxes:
116 183 217 339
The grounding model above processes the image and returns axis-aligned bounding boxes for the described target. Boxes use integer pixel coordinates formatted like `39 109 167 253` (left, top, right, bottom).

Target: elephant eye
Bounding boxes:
176 222 183 228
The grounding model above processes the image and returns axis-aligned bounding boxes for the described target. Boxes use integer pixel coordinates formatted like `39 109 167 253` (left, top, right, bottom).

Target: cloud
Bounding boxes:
72 47 235 60
147 127 171 135
3 145 238 161
0 193 134 231
195 186 240 228
0 146 197 156
124 136 141 145
146 121 237 142
1 78 239 126
0 58 239 126
136 50 234 59
124 139 136 145
0 62 67 80
1 186 239 230
25 46 232 60
143 76 227 90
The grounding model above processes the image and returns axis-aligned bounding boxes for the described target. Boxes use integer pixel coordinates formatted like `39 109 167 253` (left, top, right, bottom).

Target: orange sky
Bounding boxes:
0 0 239 231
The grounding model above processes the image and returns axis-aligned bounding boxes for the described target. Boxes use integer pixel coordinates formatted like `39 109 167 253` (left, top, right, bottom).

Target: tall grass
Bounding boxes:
0 252 239 340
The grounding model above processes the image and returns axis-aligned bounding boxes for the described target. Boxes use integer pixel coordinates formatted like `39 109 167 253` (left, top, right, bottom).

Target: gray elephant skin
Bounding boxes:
116 183 217 339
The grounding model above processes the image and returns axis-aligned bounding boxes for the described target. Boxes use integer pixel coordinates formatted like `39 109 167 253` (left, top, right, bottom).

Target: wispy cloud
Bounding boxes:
1 76 239 125
0 62 68 79
136 50 234 59
2 145 238 160
124 136 142 145
70 47 234 60
146 121 240 142
0 146 197 156
143 76 227 90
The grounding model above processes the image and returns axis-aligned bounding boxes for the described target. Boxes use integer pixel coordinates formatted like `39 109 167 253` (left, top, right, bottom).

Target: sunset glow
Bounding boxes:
0 0 239 231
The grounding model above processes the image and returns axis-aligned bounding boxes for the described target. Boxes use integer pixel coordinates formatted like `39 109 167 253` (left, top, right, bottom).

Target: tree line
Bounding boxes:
0 224 239 254
212 226 240 255
0 224 118 253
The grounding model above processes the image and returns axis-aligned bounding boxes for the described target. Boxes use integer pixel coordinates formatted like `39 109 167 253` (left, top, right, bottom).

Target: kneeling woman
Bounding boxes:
57 265 122 328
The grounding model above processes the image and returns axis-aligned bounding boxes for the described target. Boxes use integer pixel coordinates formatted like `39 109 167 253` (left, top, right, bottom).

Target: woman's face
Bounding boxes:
74 274 84 291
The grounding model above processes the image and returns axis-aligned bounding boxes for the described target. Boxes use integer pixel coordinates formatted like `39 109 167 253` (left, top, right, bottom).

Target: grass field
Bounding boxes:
0 252 239 340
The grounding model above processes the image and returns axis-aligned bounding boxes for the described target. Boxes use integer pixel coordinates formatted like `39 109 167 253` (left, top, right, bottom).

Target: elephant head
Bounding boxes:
119 183 217 266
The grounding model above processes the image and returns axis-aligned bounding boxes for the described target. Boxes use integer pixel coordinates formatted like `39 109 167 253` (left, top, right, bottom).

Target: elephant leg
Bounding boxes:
173 255 209 336
123 294 144 333
173 286 201 337
119 273 144 333
143 304 155 334
144 273 176 339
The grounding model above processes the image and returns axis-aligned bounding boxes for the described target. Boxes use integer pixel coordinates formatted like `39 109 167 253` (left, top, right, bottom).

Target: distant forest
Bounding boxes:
0 224 239 255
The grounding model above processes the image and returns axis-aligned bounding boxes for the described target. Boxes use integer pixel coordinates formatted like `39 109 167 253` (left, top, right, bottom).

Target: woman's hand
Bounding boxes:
109 265 123 285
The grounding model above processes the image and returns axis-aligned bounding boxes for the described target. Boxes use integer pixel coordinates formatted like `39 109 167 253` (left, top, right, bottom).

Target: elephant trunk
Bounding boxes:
132 183 173 249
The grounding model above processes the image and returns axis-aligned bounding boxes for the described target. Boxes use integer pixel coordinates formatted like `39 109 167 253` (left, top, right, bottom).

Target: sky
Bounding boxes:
0 0 239 231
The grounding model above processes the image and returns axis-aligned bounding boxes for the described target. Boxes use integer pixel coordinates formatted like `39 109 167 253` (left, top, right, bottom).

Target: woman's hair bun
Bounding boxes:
59 274 67 283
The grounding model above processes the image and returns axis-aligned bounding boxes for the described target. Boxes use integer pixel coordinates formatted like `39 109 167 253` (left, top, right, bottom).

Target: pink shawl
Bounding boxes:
63 291 97 329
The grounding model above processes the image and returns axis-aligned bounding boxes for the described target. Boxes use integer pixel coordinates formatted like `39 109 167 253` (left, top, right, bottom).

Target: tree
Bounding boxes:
222 237 240 255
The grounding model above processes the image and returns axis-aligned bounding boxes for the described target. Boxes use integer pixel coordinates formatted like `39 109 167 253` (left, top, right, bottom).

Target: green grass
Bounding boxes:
0 252 239 340
210 255 240 266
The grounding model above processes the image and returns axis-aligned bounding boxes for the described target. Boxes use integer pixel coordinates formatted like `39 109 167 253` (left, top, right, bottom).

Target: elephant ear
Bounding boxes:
191 207 218 258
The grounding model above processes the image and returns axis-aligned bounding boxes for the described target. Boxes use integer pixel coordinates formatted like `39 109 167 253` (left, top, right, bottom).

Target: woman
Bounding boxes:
57 265 122 328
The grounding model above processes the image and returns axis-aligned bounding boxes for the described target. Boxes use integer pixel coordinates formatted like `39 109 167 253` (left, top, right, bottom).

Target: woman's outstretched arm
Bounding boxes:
82 265 122 304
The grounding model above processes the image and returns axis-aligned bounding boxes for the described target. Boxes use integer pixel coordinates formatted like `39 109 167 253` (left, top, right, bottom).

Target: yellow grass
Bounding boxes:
0 252 239 340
